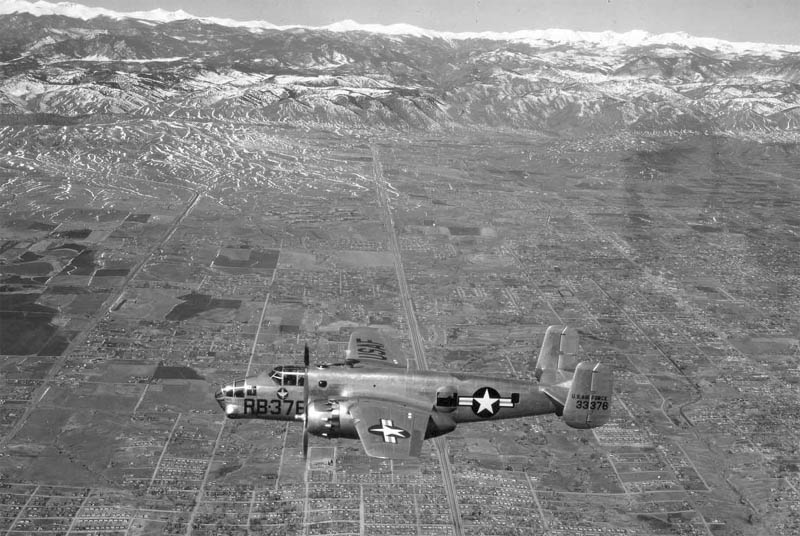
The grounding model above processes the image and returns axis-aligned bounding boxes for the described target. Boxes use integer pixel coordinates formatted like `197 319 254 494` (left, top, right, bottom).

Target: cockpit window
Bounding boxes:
225 379 252 398
269 366 305 386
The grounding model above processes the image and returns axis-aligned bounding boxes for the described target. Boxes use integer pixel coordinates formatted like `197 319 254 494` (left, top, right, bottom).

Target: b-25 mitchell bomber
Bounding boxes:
215 325 613 459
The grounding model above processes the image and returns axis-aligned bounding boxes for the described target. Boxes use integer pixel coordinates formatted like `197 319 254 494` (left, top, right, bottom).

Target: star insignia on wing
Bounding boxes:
367 419 411 444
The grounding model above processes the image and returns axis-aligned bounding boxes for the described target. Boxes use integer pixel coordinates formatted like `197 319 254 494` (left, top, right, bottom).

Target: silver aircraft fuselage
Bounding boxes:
215 367 558 425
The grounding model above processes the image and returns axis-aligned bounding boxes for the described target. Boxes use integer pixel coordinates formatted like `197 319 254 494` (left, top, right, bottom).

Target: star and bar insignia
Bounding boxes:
367 419 411 444
458 387 519 418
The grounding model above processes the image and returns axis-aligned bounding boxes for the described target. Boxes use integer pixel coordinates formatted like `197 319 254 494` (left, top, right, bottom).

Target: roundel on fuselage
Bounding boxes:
457 387 520 418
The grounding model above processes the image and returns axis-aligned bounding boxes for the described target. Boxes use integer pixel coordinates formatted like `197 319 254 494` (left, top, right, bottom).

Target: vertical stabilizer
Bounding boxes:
562 361 613 429
535 325 580 381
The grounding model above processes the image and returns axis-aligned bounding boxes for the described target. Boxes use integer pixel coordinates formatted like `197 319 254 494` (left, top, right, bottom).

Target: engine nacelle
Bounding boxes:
305 400 358 440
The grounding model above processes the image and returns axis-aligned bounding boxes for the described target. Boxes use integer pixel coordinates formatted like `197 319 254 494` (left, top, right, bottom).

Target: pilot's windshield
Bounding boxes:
269 366 305 386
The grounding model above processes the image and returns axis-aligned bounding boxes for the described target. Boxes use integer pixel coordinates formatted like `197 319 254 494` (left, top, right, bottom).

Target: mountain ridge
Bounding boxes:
3 0 799 55
1 1 799 138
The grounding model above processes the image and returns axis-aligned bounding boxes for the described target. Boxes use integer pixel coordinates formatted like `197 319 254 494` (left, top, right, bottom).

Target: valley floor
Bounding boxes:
0 123 798 535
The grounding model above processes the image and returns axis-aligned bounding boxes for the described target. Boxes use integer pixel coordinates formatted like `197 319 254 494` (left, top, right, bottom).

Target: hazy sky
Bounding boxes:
78 0 800 45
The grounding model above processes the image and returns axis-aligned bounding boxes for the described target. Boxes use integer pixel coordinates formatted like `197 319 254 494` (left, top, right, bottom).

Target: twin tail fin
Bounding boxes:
536 325 613 430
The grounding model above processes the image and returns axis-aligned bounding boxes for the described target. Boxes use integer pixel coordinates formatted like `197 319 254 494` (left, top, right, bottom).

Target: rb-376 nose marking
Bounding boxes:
242 397 305 416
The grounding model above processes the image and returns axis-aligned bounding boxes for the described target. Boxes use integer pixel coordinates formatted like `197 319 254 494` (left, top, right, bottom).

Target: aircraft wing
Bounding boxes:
347 327 407 370
348 398 429 459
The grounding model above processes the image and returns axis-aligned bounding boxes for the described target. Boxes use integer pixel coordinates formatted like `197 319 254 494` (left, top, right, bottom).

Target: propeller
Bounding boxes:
302 344 310 459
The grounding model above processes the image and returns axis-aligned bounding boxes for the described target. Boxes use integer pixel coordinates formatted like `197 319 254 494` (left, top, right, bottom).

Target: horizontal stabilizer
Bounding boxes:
562 361 612 429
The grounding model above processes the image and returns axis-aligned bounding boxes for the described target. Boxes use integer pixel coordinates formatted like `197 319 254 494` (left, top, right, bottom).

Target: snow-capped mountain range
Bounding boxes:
2 0 800 135
3 0 798 55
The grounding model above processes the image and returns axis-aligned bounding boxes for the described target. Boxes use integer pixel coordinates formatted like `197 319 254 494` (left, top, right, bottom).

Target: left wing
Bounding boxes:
346 327 407 370
348 398 430 459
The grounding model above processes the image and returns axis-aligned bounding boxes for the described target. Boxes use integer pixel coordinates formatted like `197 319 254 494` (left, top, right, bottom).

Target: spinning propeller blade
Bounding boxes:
302 344 310 458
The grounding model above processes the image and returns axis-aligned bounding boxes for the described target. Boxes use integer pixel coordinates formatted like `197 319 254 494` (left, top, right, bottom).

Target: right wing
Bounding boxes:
346 327 407 370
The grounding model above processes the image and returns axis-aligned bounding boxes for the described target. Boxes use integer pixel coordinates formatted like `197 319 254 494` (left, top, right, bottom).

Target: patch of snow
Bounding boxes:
0 0 192 22
273 74 337 86
71 55 186 63
322 20 440 39
192 70 266 87
1 76 49 97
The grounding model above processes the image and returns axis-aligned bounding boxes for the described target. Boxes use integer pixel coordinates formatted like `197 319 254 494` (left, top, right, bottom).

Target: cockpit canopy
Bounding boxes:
217 366 305 399
269 365 305 386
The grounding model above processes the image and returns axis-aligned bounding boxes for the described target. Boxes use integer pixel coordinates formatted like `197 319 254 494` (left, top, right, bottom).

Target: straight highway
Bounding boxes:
371 145 464 536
